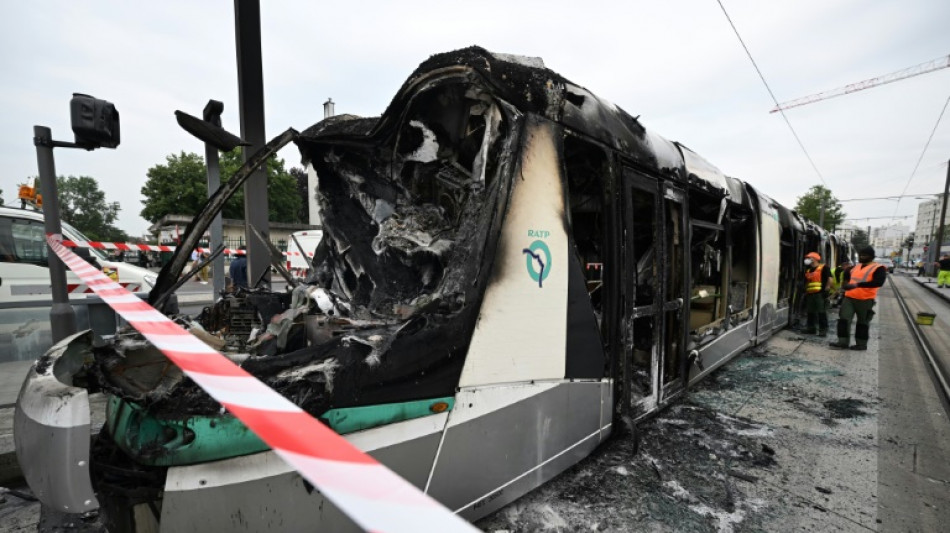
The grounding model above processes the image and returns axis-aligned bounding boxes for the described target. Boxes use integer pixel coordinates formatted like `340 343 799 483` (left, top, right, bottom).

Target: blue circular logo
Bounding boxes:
523 240 552 287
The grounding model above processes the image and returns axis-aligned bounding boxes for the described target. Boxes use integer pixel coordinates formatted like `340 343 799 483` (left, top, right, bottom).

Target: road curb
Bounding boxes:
911 276 950 306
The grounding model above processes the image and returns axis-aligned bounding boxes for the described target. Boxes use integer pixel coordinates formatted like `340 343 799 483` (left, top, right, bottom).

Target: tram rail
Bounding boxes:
889 275 950 408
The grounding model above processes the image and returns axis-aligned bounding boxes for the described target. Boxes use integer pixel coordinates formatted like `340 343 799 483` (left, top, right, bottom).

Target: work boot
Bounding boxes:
803 329 817 335
850 345 867 351
818 330 828 336
829 341 849 349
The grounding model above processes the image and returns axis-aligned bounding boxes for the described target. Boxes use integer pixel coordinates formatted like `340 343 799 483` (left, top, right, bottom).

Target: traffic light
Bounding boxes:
70 93 120 149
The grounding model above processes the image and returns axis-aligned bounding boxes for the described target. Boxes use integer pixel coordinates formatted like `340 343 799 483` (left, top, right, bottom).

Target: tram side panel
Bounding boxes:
429 117 608 520
751 190 785 342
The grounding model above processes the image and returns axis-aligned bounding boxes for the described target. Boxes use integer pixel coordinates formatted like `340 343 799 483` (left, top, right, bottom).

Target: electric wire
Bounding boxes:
714 0 828 188
888 95 950 226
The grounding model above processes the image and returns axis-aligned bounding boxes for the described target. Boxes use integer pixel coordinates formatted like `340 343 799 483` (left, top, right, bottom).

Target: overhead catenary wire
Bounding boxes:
888 95 950 225
714 0 828 188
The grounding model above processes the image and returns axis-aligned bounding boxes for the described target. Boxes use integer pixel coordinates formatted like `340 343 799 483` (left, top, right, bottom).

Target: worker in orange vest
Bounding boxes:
802 252 832 335
830 246 887 351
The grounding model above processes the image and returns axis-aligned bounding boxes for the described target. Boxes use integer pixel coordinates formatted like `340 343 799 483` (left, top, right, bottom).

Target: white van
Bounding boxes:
285 229 323 277
0 206 157 303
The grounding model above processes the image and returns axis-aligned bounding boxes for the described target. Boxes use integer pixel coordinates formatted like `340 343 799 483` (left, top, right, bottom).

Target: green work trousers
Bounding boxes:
803 292 828 333
836 297 876 348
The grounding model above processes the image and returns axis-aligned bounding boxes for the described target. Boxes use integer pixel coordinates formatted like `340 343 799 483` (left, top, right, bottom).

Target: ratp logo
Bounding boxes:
522 238 551 288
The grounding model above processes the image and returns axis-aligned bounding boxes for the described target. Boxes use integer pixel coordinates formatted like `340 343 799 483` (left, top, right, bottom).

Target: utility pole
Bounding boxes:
234 0 270 288
934 159 950 264
204 102 226 297
174 101 246 298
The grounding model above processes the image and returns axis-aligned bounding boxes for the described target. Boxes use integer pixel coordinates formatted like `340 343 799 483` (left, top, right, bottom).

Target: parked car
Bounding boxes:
875 257 895 273
0 206 157 303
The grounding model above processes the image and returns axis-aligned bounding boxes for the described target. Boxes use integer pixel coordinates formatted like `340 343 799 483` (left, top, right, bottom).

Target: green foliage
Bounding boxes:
794 185 846 231
140 152 208 223
140 150 303 224
55 175 128 242
290 166 309 223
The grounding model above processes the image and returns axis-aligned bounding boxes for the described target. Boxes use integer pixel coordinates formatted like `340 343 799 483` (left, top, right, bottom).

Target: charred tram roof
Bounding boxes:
297 46 680 182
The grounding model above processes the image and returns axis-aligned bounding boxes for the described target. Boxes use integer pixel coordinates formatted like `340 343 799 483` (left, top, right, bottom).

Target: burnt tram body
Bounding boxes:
15 47 849 531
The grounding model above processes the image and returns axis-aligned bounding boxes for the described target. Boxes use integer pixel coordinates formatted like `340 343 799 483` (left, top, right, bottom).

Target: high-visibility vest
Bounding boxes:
845 263 883 300
805 264 825 294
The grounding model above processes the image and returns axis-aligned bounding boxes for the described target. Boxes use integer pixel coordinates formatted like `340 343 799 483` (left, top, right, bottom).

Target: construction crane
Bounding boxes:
770 54 950 113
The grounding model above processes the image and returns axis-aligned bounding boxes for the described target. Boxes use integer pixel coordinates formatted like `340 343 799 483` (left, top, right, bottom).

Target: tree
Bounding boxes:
140 152 208 223
290 166 309 223
55 175 129 242
218 149 301 223
140 150 302 224
851 228 869 250
794 185 845 231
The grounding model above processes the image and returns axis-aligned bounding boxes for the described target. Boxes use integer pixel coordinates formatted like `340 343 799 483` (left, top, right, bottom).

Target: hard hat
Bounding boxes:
805 252 821 261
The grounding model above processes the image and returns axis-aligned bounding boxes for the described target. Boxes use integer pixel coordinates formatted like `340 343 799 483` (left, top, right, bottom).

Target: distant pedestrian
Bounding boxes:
229 246 249 290
917 259 926 277
188 249 200 280
802 252 831 335
936 253 950 288
199 252 210 283
830 247 886 351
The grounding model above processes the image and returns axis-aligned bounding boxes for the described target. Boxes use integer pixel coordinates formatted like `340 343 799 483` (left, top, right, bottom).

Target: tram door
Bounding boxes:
621 169 688 416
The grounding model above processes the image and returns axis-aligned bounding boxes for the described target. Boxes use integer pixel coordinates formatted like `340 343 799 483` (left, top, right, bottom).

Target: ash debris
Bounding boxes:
477 402 776 533
479 337 879 532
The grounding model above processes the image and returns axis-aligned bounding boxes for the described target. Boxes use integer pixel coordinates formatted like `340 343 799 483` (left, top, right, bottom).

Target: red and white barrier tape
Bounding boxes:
67 282 141 294
47 234 476 533
60 239 314 257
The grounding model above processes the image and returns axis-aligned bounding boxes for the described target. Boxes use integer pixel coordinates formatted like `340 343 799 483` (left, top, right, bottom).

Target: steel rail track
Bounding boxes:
889 276 950 406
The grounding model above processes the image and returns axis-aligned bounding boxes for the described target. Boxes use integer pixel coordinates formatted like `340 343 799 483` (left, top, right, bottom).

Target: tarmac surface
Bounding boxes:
2 273 949 531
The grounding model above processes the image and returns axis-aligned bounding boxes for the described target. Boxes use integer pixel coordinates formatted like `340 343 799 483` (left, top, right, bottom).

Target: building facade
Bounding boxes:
148 214 319 252
871 222 910 261
912 196 950 261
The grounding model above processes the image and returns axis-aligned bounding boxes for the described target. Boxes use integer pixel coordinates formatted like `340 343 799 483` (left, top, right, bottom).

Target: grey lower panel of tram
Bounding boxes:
160 429 442 532
429 381 608 521
159 381 608 531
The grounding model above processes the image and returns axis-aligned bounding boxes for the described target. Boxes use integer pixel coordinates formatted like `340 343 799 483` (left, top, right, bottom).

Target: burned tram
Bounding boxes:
17 47 846 531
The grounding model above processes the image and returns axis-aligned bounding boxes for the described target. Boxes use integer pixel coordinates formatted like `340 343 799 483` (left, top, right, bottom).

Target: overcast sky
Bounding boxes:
1 0 948 238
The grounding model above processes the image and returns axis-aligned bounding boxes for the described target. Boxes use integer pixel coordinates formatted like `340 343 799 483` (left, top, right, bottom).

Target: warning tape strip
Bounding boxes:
67 282 141 294
59 239 315 257
46 234 476 533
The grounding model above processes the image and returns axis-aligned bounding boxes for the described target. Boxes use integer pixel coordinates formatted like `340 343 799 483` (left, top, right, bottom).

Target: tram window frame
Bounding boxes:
687 189 729 335
563 134 610 334
727 208 756 322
